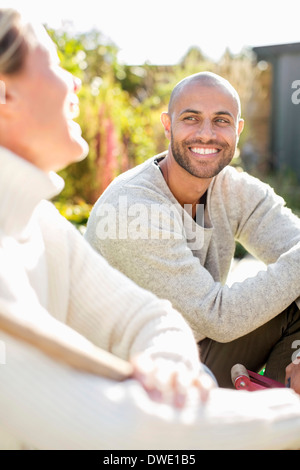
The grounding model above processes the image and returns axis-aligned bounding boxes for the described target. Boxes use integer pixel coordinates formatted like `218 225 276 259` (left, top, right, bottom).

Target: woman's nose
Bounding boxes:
73 76 81 94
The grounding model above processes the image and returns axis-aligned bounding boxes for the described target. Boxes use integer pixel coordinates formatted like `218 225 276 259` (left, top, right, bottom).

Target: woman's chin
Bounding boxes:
53 139 89 172
75 136 89 161
68 121 89 161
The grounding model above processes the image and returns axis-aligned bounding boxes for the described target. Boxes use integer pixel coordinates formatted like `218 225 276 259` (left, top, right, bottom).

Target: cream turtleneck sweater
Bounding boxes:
0 146 201 448
0 147 200 363
1 147 300 451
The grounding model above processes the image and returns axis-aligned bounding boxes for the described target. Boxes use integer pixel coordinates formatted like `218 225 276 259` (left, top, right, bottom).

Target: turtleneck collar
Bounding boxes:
0 146 64 240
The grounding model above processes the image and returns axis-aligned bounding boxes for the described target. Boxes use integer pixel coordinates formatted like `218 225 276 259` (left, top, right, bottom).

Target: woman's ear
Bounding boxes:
0 75 20 116
0 78 5 105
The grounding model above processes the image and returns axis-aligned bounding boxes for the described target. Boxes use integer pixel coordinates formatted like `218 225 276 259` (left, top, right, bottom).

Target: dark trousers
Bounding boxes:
199 302 300 388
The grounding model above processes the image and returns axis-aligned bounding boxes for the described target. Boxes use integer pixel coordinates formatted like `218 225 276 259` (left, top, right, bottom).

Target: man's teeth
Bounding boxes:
191 147 218 155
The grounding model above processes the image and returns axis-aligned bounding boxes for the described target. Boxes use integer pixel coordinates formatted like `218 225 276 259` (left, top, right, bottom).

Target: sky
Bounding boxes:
3 0 300 65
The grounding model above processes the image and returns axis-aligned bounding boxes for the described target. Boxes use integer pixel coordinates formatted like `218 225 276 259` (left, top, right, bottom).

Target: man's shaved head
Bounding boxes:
160 71 245 180
168 72 241 119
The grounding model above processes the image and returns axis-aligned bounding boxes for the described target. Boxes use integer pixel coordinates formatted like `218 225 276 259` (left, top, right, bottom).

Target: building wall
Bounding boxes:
271 54 300 179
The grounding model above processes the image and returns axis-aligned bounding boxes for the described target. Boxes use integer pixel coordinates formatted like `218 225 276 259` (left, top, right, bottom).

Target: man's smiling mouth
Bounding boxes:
189 147 220 155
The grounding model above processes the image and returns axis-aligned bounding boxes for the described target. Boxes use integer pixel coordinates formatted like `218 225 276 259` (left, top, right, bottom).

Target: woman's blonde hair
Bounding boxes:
0 8 29 74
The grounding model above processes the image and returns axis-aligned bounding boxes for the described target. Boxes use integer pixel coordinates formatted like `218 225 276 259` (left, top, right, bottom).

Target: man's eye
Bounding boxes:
216 118 229 124
184 116 196 121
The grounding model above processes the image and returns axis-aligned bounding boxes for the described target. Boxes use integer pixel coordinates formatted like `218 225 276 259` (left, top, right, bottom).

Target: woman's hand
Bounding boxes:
131 353 216 408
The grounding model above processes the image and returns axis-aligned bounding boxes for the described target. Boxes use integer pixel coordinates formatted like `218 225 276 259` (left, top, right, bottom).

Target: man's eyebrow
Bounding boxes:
179 109 234 119
179 108 201 116
215 110 234 119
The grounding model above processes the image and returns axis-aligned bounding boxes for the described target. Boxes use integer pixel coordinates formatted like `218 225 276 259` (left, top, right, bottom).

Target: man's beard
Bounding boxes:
170 133 236 179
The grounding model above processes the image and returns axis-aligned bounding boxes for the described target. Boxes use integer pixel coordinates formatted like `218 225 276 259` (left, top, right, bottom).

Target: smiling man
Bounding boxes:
85 72 300 388
158 73 244 216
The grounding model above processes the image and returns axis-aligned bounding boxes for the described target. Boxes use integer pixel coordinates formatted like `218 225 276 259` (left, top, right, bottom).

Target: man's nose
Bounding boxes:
196 119 216 140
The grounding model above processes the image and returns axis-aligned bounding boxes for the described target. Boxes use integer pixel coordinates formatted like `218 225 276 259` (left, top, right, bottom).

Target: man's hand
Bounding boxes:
285 360 300 394
131 354 216 407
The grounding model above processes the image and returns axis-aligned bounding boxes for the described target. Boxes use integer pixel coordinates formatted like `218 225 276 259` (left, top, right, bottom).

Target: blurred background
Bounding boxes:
5 0 300 231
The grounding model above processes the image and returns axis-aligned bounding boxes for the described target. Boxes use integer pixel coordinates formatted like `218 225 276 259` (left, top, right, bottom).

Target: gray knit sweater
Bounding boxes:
85 154 300 343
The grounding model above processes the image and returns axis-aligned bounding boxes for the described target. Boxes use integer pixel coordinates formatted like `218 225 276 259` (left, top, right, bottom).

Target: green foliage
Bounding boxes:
54 200 92 233
48 28 222 206
234 241 248 259
49 27 165 205
48 25 300 224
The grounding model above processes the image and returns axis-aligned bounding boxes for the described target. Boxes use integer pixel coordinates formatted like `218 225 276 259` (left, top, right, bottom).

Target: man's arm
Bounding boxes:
229 171 300 265
85 183 300 343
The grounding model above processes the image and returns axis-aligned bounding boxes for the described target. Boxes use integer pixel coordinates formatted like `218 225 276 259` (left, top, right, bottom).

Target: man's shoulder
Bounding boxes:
98 153 170 206
215 165 268 190
111 153 163 184
216 165 251 181
213 166 280 208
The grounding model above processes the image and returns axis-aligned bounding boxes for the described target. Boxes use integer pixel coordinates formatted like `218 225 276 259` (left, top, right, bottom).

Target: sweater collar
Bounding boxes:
0 146 64 240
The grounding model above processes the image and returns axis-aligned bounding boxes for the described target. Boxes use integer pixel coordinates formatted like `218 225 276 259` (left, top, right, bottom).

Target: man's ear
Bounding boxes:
237 118 244 137
160 112 171 140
